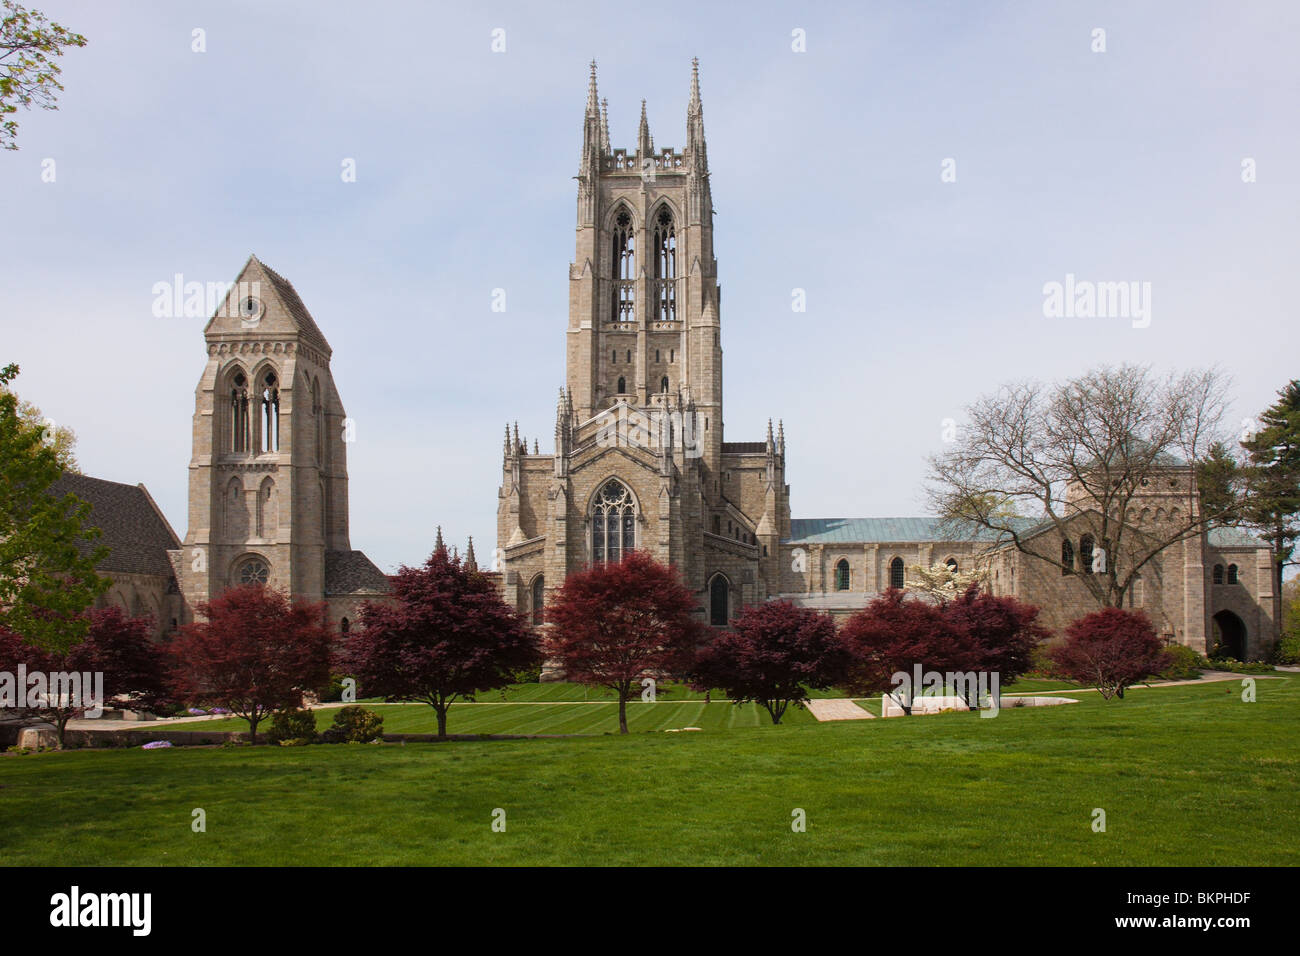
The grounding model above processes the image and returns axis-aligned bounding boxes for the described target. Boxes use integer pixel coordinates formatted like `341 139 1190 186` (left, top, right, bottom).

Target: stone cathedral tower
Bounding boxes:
176 255 387 627
497 61 791 627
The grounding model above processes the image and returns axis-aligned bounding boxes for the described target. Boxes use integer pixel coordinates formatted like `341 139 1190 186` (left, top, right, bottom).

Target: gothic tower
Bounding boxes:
498 62 790 632
177 255 358 620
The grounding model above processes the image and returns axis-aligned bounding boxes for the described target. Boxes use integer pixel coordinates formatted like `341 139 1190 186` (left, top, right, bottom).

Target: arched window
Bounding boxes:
616 376 627 395
889 557 905 590
945 557 959 573
531 575 545 625
653 206 676 322
591 479 635 564
259 369 280 453
255 477 275 537
1080 535 1095 575
660 376 669 393
340 617 350 636
1213 564 1224 584
1061 539 1074 575
230 370 250 453
712 515 721 535
610 207 635 323
1227 564 1239 584
709 575 729 626
835 559 850 591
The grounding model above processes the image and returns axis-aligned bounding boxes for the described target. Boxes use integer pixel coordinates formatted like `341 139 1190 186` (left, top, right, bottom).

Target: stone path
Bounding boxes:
805 698 874 721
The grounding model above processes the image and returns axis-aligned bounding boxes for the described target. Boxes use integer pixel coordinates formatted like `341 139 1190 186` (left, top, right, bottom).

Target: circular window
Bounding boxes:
237 296 264 323
238 559 270 585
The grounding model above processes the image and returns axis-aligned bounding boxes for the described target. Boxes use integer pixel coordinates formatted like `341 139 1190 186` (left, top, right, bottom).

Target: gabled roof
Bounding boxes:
784 517 1033 545
255 257 333 355
47 474 181 578
325 550 391 595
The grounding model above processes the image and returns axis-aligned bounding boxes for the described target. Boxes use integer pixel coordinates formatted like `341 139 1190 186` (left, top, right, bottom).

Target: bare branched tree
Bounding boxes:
926 364 1235 609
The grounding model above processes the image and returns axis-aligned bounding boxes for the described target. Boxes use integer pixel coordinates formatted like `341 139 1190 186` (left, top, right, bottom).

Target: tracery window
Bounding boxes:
238 558 269 586
653 206 676 322
889 557 905 590
1227 564 1238 585
591 479 635 564
610 208 635 323
835 559 850 591
259 369 280 453
230 371 250 453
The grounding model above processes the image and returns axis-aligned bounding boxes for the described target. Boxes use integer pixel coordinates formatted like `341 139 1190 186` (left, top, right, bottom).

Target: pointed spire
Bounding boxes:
777 419 786 457
687 58 708 173
513 421 520 452
465 536 477 571
637 99 652 157
434 525 446 555
599 97 610 154
586 60 599 116
504 424 511 458
533 438 539 455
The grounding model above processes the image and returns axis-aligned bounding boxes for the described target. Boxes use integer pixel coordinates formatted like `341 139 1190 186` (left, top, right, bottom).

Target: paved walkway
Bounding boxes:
805 698 874 721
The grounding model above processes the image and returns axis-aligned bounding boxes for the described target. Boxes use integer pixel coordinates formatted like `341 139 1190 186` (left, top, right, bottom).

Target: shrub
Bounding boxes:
1023 644 1066 680
1274 632 1300 666
264 709 319 745
1158 643 1206 681
317 674 348 703
1051 608 1171 699
321 706 383 744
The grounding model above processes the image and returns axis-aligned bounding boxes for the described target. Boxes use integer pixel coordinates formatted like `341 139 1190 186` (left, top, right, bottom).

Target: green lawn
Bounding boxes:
4 676 1295 866
183 697 817 735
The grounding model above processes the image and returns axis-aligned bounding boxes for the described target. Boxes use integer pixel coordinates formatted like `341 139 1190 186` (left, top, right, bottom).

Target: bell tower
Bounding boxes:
566 60 723 469
178 255 352 615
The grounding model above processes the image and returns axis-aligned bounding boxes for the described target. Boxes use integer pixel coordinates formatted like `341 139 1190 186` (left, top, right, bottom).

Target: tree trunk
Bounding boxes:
248 714 260 744
436 705 448 739
56 712 70 748
618 693 628 734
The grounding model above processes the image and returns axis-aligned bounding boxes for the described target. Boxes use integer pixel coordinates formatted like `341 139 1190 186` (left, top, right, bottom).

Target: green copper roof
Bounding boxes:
785 517 1032 544
1207 527 1268 548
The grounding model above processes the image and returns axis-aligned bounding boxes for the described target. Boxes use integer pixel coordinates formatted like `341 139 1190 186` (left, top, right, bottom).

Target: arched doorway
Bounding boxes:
1211 610 1247 661
709 574 730 627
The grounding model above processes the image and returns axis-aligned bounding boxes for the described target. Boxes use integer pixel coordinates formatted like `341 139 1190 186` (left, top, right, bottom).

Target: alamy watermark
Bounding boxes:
1042 273 1151 329
0 665 104 717
595 404 705 459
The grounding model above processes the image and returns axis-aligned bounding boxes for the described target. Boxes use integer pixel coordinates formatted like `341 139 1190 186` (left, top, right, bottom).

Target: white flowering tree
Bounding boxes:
904 562 988 602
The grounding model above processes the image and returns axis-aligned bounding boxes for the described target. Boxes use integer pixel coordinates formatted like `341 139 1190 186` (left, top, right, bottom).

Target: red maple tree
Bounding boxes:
1051 607 1171 699
690 599 851 724
169 585 333 742
838 588 964 714
340 545 540 738
0 606 170 746
545 550 705 734
943 584 1049 706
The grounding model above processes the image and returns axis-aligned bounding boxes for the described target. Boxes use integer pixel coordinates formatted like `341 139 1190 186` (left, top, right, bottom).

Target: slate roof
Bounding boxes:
325 550 391 595
47 474 181 578
785 517 1035 544
256 257 333 355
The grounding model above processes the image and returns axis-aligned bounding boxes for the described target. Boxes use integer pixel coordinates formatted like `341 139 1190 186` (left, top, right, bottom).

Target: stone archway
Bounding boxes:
1211 610 1247 661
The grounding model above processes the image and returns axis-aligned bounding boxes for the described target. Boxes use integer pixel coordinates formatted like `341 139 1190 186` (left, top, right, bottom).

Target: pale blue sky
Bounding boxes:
2 0 1296 572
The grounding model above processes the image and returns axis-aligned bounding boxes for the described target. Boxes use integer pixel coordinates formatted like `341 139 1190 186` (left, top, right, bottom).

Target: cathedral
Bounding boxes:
55 61 1276 663
492 61 1277 659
